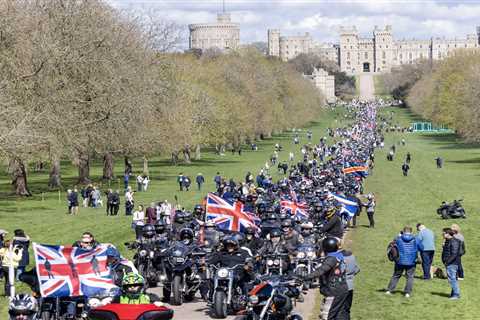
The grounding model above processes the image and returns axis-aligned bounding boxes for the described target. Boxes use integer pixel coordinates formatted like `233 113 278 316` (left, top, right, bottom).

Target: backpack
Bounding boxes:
387 241 399 262
459 241 466 256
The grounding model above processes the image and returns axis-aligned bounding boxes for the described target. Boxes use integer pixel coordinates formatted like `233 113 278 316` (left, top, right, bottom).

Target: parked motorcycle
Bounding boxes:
162 243 205 305
245 275 303 320
125 241 162 288
292 245 318 289
263 253 289 276
88 303 174 320
437 199 466 219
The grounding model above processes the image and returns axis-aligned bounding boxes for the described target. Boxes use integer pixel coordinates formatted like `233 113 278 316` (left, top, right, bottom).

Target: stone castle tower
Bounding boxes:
373 25 395 72
268 29 280 56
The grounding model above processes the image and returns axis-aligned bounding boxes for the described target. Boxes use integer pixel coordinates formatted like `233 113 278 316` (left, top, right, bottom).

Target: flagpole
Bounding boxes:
8 242 15 297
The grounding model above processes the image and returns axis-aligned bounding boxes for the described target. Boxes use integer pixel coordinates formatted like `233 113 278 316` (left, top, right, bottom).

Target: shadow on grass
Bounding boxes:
430 292 451 298
448 158 480 164
419 133 480 150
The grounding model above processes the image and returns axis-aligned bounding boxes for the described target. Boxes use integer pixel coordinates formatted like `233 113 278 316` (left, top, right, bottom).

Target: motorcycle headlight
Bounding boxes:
297 252 306 259
274 259 280 266
139 250 147 257
249 295 259 305
217 268 229 278
88 298 101 308
307 251 316 258
267 259 274 266
149 251 155 258
175 257 185 264
173 249 182 257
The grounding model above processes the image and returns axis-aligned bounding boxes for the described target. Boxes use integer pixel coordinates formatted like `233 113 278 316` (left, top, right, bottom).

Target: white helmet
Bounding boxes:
9 294 38 320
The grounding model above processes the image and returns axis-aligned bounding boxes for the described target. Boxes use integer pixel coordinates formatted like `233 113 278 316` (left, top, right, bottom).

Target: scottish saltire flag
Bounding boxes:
33 243 119 298
280 200 309 220
206 193 260 232
330 193 359 220
342 165 369 177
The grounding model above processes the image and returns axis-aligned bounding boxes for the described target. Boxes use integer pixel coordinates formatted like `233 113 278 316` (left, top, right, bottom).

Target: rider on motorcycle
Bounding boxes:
106 246 135 287
319 207 344 239
208 236 254 295
202 221 223 250
299 222 317 245
112 272 163 306
8 294 38 320
244 227 263 255
154 220 172 244
281 219 303 254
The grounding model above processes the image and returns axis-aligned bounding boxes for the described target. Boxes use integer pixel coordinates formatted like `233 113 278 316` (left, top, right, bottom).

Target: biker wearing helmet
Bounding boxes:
9 294 38 320
244 227 263 254
202 221 223 249
142 224 156 239
112 272 162 306
178 228 195 246
319 207 344 239
305 237 349 320
281 219 303 254
258 229 288 256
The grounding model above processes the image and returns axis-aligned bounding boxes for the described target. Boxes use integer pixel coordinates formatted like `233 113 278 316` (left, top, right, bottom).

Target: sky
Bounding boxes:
108 0 480 46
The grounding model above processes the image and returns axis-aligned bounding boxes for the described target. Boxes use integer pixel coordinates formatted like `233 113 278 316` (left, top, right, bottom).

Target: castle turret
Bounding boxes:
268 29 280 57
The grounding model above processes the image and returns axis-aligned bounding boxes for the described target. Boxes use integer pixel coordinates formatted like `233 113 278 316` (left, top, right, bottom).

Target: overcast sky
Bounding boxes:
108 0 480 46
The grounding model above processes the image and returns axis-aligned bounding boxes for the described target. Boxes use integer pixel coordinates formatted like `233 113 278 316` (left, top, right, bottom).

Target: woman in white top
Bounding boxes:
132 205 145 239
125 187 134 215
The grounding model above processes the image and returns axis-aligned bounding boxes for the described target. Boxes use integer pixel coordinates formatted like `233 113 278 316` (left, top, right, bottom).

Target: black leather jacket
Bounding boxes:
442 238 462 266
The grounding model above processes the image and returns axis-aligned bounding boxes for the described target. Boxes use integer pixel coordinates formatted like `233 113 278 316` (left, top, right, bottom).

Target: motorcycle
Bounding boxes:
437 199 466 219
38 296 89 320
245 275 303 320
263 253 289 276
162 243 205 305
292 245 318 289
125 241 161 288
209 263 248 319
88 303 174 320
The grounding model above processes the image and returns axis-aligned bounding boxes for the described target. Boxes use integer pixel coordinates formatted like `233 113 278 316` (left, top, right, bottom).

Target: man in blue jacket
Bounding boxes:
416 223 435 279
386 226 419 298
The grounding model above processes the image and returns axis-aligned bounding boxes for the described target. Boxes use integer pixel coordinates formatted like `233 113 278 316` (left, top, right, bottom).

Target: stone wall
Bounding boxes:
304 68 336 103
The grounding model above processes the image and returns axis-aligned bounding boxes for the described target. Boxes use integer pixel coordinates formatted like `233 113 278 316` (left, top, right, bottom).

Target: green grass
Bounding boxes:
350 107 480 319
373 74 392 99
0 109 347 314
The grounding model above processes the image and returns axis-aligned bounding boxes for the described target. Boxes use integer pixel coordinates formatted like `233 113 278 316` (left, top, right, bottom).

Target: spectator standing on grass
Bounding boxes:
142 175 150 191
339 241 360 319
91 186 101 208
0 240 23 296
132 205 145 240
136 174 144 192
386 226 419 298
146 202 157 225
416 223 435 280
363 194 375 228
123 172 129 190
112 190 120 215
177 173 185 191
196 173 205 191
214 172 222 190
401 162 410 176
106 189 114 215
125 187 134 216
441 228 462 300
435 156 443 169
451 224 465 280
405 152 411 164
12 229 30 278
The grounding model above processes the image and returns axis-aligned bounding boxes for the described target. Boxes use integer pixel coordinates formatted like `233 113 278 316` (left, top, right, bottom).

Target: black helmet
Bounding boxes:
278 212 289 221
222 236 239 250
245 227 256 235
269 228 282 239
9 294 38 320
281 219 293 229
174 211 185 224
179 228 194 244
193 204 203 212
155 220 166 234
142 224 156 238
184 211 193 222
267 213 277 221
322 237 339 253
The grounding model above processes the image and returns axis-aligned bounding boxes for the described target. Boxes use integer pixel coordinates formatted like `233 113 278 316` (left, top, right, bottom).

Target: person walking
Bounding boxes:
339 242 360 319
106 189 114 216
441 228 462 299
416 223 435 280
196 173 205 191
386 226 419 298
12 229 30 279
146 202 157 225
435 156 443 168
112 190 120 215
70 188 79 215
132 205 145 240
136 174 144 192
451 224 465 280
405 152 411 164
401 162 410 176
123 172 130 190
213 172 222 190
363 194 375 228
177 173 185 191
0 240 23 296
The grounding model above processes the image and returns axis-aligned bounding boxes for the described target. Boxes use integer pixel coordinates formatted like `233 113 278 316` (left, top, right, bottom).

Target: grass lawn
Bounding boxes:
0 108 348 314
373 74 392 100
349 107 480 319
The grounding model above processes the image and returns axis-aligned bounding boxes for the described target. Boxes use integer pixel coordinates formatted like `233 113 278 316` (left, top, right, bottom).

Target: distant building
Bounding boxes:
268 29 338 63
189 13 240 51
304 68 336 103
268 25 480 74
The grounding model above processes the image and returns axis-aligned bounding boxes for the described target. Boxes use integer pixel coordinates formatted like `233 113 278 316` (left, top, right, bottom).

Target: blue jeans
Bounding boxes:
420 251 434 279
446 264 460 297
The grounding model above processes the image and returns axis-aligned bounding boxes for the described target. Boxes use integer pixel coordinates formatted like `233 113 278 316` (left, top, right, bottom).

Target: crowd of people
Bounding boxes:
0 99 468 320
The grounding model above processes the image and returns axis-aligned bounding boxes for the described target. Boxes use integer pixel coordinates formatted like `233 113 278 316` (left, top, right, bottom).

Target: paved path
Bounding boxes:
359 73 375 101
149 285 318 319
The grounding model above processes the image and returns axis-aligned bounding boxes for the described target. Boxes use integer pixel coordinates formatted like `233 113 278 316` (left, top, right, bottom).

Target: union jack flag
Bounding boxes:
33 243 119 298
280 199 309 219
206 193 260 232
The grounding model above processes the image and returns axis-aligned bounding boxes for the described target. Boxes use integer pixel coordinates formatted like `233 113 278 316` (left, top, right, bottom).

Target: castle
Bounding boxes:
268 26 480 74
189 13 240 51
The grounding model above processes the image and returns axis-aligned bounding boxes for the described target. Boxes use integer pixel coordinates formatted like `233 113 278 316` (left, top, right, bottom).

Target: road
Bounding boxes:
359 73 375 101
149 285 318 319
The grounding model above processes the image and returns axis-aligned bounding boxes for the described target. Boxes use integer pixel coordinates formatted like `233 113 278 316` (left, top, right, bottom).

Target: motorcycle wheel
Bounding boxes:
138 264 148 288
213 291 228 319
172 275 183 306
185 291 195 302
441 209 449 219
162 287 171 302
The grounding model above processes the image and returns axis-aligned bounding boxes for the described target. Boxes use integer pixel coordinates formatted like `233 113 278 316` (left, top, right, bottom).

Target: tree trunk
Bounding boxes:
183 146 191 164
103 153 114 180
10 158 32 196
77 152 91 184
143 155 149 175
195 145 201 160
48 159 62 188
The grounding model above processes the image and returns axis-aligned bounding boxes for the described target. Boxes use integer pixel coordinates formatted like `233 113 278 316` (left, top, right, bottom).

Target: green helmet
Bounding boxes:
122 272 145 287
